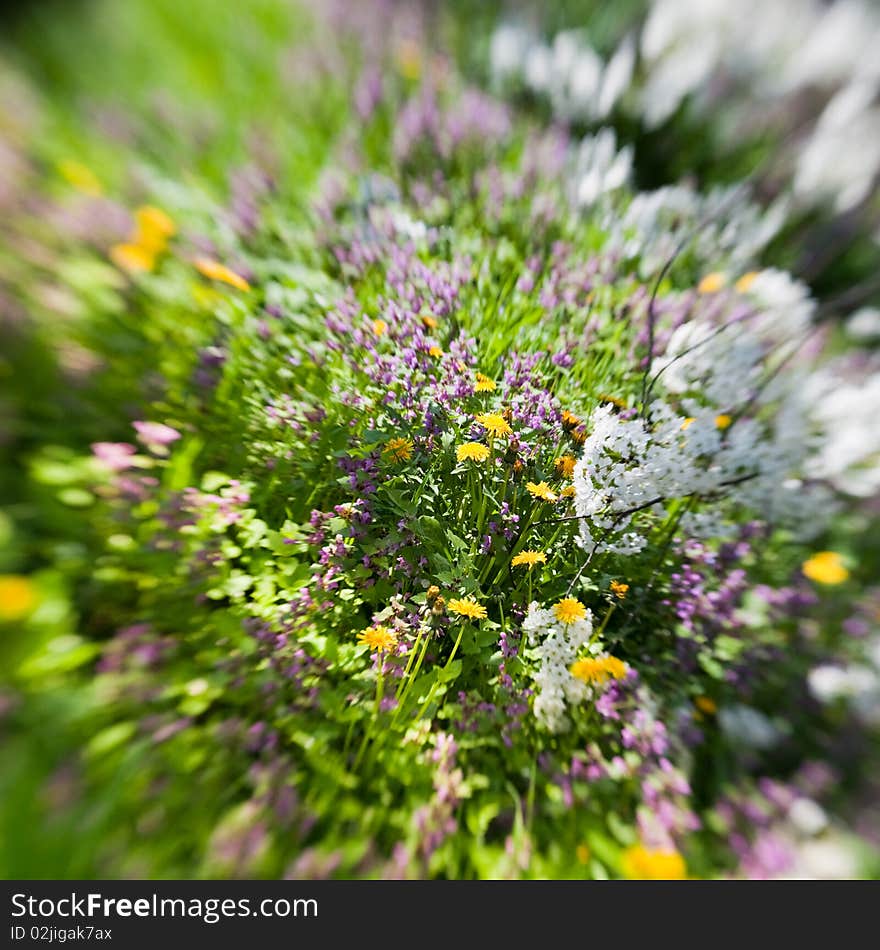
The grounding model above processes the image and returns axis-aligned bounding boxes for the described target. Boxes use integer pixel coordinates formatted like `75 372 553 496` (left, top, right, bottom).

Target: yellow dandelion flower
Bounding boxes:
621 844 687 880
428 345 443 358
195 257 251 292
57 159 103 196
511 550 547 569
110 242 155 273
421 314 439 329
526 481 558 502
735 271 760 293
697 272 727 294
597 394 628 410
559 484 576 498
694 695 718 716
561 410 583 430
555 455 577 479
475 373 496 392
134 205 176 253
570 425 588 445
610 580 629 600
715 414 733 430
358 625 398 652
448 598 488 620
383 437 414 462
457 442 490 463
475 413 513 438
554 597 587 625
570 655 628 685
0 575 39 621
680 417 696 431
372 318 388 336
802 551 849 585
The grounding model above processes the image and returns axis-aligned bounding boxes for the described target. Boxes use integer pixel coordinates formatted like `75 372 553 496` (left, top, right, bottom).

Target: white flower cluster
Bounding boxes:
490 24 634 123
490 1 880 215
522 602 594 732
605 185 787 276
567 128 632 208
572 270 842 552
808 636 880 727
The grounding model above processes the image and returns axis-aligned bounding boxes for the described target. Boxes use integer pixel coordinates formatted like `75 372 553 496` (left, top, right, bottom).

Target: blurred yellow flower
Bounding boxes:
570 655 627 684
715 414 733 430
474 373 496 392
110 242 155 273
694 695 718 716
610 580 629 600
372 318 388 337
698 272 727 294
57 159 103 196
0 575 39 621
735 271 760 293
802 551 849 585
621 844 687 880
195 257 251 291
134 205 176 252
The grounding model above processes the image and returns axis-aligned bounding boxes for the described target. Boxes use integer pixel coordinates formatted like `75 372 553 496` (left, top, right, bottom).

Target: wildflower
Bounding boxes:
694 696 718 716
553 598 587 625
358 625 398 652
395 38 422 80
576 844 591 865
597 394 627 410
680 417 696 430
621 844 687 880
383 437 414 462
715 414 732 430
610 580 629 600
570 655 628 684
526 481 558 502
697 272 727 294
559 485 576 498
194 257 251 291
0 575 39 621
475 373 496 392
561 410 582 430
428 345 443 358
457 442 490 463
426 585 441 603
134 205 176 252
802 551 849 585
133 421 182 451
421 314 438 329
372 318 388 336
475 413 512 438
554 455 576 479
448 598 488 620
511 550 547 569
110 242 155 273
57 159 103 195
735 271 760 293
91 442 137 472
570 425 588 445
